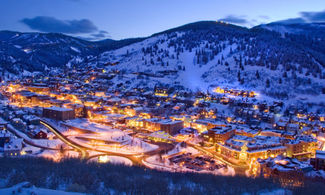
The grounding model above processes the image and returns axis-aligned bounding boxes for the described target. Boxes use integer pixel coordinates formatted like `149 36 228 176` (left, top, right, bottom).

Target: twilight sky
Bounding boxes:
0 0 325 40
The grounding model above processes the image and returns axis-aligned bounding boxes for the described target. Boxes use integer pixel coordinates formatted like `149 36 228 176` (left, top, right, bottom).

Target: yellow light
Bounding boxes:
214 87 225 94
98 155 110 163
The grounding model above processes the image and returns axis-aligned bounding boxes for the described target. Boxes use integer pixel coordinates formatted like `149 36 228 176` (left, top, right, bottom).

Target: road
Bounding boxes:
187 143 248 175
7 124 59 151
40 120 88 159
40 119 247 174
40 119 175 166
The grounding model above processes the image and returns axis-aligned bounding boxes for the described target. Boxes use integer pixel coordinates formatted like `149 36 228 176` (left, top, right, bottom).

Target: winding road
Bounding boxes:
40 119 175 166
40 120 88 159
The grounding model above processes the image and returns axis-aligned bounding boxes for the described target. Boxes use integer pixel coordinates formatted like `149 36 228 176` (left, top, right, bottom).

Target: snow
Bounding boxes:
261 24 303 37
7 124 63 150
166 144 199 156
92 27 325 108
144 154 235 176
0 182 85 195
70 46 80 53
13 45 22 49
63 119 159 154
242 189 288 195
258 189 288 195
46 106 73 112
89 155 133 165
22 48 32 54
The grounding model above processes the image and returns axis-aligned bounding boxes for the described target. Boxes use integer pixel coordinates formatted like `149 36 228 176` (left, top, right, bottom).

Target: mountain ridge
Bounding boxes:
1 21 325 99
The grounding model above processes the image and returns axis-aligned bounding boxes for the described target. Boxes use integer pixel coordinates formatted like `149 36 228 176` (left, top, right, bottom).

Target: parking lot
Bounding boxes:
169 153 227 172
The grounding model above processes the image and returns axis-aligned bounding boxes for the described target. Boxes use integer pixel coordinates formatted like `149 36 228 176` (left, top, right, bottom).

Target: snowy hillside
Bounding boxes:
93 21 325 100
0 31 143 74
0 182 85 195
256 22 325 38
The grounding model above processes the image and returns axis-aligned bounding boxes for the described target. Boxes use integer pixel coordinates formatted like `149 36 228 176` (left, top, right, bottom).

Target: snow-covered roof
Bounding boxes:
4 138 23 151
316 150 325 160
45 106 73 112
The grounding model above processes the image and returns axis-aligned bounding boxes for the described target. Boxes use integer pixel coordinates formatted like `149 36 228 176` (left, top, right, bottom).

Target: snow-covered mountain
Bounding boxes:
0 30 143 73
92 21 325 99
256 22 325 38
1 21 325 99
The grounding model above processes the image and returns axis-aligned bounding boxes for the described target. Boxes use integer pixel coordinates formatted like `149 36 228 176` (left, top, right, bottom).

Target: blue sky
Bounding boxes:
0 0 325 40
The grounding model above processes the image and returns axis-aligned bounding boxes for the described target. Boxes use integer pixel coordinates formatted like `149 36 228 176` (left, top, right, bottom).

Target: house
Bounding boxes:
0 133 10 148
275 122 286 130
11 118 26 131
2 138 23 157
287 123 299 132
32 129 47 139
0 118 8 130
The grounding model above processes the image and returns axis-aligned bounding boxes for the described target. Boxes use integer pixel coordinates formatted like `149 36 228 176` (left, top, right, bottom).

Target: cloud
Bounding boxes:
274 17 307 24
20 16 98 34
300 10 325 22
259 15 270 20
220 15 248 25
77 31 110 41
90 30 109 39
273 10 325 24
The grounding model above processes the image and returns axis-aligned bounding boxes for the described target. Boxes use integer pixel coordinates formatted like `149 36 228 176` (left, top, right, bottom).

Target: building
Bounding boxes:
190 119 227 133
65 103 85 118
27 84 50 93
285 135 317 159
159 120 184 135
257 156 313 187
125 117 144 128
235 126 260 137
216 135 286 163
42 106 75 120
310 150 325 170
0 118 8 130
143 118 183 135
1 137 23 157
0 133 10 149
204 126 235 143
32 129 47 139
147 131 175 143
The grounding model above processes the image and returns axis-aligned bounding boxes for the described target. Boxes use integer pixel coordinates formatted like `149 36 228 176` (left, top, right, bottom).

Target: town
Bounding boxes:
0 67 325 187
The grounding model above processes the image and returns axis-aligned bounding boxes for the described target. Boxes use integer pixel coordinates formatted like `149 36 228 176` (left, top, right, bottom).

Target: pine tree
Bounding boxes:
283 71 287 78
256 70 260 79
266 79 270 88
